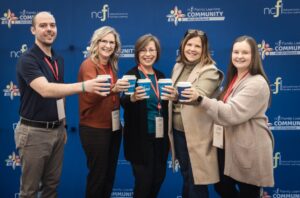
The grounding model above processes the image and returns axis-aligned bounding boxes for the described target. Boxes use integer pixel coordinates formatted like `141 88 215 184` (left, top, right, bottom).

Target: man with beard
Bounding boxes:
15 11 107 197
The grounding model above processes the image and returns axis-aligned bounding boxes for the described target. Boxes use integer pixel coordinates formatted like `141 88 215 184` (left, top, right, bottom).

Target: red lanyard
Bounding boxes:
44 57 59 81
99 64 116 84
99 64 117 105
223 71 249 102
138 65 162 111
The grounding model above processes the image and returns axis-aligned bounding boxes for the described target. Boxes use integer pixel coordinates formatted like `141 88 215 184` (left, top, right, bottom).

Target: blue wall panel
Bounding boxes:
1 0 300 197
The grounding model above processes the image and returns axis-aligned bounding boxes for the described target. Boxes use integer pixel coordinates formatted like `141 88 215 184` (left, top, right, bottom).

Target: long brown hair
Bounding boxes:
219 35 271 105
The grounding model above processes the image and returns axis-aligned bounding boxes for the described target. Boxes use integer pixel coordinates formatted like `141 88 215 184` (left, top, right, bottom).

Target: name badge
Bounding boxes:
213 123 224 149
57 99 66 120
155 116 164 138
112 109 120 131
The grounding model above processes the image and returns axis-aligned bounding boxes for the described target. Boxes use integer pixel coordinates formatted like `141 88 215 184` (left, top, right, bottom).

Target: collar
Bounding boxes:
31 43 57 61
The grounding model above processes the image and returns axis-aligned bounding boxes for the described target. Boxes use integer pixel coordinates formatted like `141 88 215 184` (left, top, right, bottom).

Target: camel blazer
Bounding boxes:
201 74 274 187
168 62 223 184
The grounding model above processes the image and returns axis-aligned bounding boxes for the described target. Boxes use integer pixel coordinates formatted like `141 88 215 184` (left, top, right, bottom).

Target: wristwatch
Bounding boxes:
197 95 203 103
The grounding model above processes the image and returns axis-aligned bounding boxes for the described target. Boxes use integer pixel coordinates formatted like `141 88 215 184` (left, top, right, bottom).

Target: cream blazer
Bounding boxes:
168 62 223 184
201 74 274 187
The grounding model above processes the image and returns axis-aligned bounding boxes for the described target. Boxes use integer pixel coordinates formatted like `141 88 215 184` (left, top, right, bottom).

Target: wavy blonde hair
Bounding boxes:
88 26 121 72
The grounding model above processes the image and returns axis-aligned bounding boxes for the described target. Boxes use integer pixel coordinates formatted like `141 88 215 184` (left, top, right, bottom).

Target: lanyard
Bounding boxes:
99 64 116 84
98 64 117 105
223 71 249 102
138 64 162 111
44 57 59 81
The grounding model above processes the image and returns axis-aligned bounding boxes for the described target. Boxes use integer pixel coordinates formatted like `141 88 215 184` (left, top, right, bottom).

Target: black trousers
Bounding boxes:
131 139 167 198
214 148 261 198
79 126 122 198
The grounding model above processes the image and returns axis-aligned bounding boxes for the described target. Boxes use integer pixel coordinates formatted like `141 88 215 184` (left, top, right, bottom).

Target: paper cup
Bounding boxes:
137 79 151 99
97 74 111 93
158 78 173 100
122 75 137 95
177 82 192 102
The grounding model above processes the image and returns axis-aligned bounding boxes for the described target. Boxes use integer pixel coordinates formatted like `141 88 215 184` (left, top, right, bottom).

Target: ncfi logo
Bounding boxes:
263 0 282 18
10 44 28 58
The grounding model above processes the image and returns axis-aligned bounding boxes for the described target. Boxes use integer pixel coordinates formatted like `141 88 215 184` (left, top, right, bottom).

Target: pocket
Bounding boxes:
15 125 29 149
232 143 254 169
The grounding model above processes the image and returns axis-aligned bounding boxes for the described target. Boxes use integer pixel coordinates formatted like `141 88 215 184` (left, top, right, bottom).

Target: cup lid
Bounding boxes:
158 78 173 83
177 81 191 86
137 78 151 82
122 75 137 79
97 74 111 78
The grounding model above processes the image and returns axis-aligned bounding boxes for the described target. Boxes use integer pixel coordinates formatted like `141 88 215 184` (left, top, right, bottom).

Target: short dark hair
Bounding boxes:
134 34 161 64
31 11 54 27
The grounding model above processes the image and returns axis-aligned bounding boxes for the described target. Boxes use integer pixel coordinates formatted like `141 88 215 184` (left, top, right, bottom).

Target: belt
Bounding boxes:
20 118 63 129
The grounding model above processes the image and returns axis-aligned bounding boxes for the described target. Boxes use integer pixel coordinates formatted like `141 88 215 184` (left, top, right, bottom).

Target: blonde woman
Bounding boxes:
78 26 129 198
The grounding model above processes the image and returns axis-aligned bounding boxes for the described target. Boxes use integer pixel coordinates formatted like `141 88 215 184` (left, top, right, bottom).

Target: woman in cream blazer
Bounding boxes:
163 29 223 198
197 36 274 198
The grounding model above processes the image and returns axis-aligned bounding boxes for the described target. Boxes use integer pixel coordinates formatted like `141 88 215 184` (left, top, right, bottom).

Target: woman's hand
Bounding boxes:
84 78 111 96
181 87 199 102
112 79 130 93
161 86 178 101
130 86 147 102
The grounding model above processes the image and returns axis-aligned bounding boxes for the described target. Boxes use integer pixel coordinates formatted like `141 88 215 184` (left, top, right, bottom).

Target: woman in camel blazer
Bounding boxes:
163 29 223 198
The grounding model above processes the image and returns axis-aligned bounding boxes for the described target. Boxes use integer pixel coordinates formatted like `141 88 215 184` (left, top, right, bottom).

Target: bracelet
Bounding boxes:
82 81 85 93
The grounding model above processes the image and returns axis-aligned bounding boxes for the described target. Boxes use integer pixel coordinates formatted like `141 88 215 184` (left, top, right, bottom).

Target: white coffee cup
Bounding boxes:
137 79 151 99
177 81 192 102
97 74 111 94
122 75 137 95
158 78 173 100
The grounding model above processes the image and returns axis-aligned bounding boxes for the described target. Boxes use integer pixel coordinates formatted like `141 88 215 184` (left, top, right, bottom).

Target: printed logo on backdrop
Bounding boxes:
166 6 225 26
120 45 134 58
3 81 20 100
82 45 134 59
269 115 300 130
111 188 133 198
1 9 36 28
263 0 300 18
167 159 180 172
273 152 300 169
269 188 300 198
6 152 21 170
13 122 18 131
118 159 130 166
258 40 300 60
82 46 90 58
10 44 28 58
91 4 128 22
270 77 300 95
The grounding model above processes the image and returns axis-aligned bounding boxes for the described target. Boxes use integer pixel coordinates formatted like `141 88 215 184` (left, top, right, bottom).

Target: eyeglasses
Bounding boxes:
140 48 157 55
99 39 116 46
184 29 206 37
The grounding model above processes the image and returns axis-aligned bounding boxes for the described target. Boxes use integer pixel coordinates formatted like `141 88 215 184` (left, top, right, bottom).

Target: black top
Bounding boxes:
120 66 169 165
16 44 64 121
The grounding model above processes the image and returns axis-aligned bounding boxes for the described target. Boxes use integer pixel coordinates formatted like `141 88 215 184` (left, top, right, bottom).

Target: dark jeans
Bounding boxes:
173 129 209 198
131 138 167 198
214 148 261 198
79 126 122 198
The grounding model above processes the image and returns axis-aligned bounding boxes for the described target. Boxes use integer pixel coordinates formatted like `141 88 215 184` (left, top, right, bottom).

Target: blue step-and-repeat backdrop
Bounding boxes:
1 0 300 197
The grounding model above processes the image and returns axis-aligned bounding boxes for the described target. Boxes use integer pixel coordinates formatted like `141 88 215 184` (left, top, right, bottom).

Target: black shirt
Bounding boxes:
16 44 64 121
